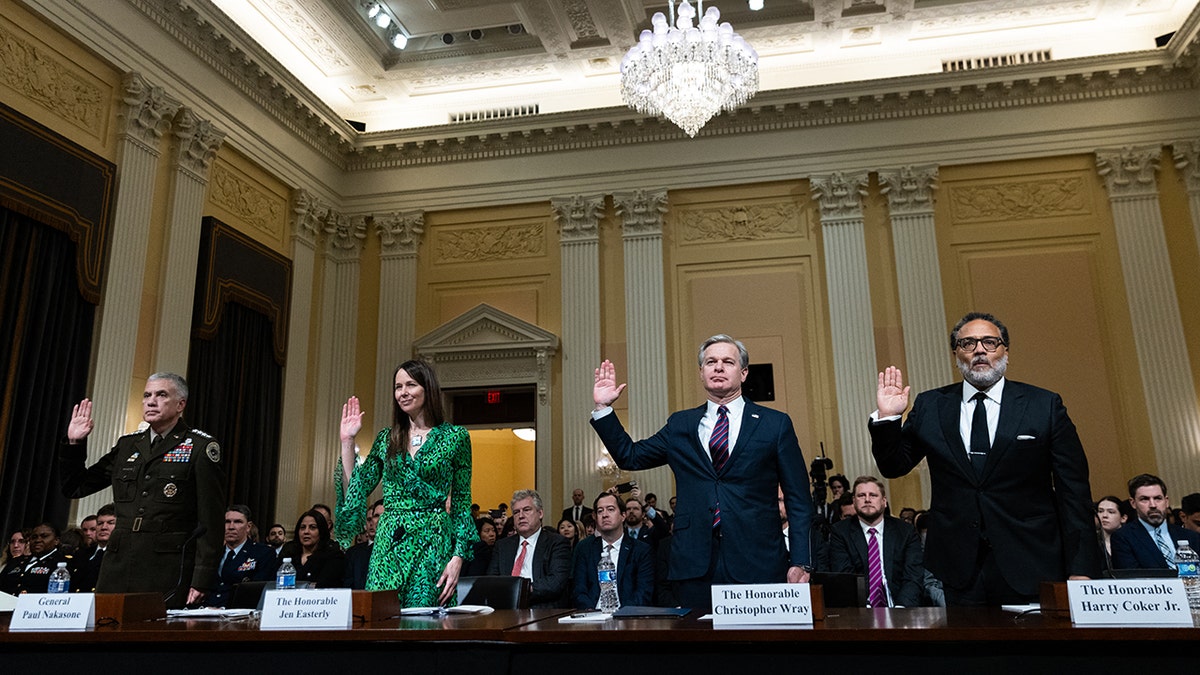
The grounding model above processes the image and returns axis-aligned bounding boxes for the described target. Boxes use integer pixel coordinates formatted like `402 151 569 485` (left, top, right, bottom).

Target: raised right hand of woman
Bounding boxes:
340 396 365 442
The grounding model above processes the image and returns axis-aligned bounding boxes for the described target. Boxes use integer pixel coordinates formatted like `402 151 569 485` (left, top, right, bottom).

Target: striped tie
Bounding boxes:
867 527 886 608
1154 528 1175 567
710 405 730 528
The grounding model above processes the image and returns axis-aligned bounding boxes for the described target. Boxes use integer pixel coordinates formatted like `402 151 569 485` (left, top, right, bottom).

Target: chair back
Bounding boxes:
456 575 530 609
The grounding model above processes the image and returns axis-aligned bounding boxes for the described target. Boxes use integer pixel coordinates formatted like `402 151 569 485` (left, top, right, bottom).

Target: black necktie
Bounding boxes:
970 392 990 475
221 549 237 579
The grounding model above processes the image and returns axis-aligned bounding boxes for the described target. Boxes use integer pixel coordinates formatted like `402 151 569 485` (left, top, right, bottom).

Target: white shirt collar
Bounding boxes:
962 377 1006 404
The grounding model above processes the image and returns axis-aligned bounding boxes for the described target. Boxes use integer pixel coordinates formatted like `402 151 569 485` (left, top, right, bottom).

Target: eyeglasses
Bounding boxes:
954 336 1005 352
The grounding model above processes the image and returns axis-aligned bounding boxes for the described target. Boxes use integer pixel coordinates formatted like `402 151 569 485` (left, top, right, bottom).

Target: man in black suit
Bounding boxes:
486 489 571 608
828 476 924 607
871 312 1098 606
592 335 813 612
75 503 116 593
1111 474 1200 569
207 505 276 608
624 497 653 545
561 488 592 525
573 492 654 609
343 499 383 589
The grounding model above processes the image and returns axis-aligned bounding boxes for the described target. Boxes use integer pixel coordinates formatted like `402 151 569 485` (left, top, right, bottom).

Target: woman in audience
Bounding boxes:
1 529 29 595
1096 495 1128 573
279 509 345 588
336 359 477 607
556 517 582 548
465 518 497 576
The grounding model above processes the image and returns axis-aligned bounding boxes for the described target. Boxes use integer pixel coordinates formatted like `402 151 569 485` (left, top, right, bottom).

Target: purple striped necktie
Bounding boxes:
867 526 886 607
710 405 730 528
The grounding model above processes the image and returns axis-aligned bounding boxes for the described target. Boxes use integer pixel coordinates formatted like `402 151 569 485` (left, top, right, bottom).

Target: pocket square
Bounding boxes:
1016 434 1036 441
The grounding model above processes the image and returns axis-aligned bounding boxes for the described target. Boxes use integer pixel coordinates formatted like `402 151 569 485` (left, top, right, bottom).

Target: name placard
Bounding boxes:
260 588 353 630
1067 579 1193 625
711 583 812 626
10 593 95 631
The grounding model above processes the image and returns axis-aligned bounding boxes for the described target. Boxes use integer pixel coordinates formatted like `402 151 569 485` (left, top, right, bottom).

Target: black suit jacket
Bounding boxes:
591 399 813 583
1110 521 1200 569
208 541 276 607
827 516 924 607
869 380 1098 595
561 506 593 524
485 527 571 608
572 535 655 609
342 541 372 590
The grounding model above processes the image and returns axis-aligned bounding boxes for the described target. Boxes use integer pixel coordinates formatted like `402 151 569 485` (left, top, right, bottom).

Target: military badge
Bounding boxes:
163 483 178 497
206 441 221 463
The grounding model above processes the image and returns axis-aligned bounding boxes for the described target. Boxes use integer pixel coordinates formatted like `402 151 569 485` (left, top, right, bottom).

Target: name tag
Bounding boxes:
10 593 95 631
260 588 353 630
711 583 813 626
1067 579 1194 625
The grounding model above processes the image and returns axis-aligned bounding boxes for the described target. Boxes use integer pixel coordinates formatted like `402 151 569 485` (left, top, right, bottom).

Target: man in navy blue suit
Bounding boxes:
573 492 654 609
827 476 924 607
1111 473 1200 569
591 334 813 611
207 505 276 608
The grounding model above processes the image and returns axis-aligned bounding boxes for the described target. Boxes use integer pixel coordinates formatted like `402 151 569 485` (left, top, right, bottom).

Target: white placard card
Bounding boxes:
9 593 95 630
260 588 353 630
711 583 813 626
1067 579 1194 626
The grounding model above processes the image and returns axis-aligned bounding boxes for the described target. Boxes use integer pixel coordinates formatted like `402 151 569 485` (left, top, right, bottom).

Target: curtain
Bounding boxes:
186 301 282 528
0 206 95 537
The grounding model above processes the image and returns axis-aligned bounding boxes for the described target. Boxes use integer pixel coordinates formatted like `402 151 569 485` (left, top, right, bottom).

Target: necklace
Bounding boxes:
411 434 423 447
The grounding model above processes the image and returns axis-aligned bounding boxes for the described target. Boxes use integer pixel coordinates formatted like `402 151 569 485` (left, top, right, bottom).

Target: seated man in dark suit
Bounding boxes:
573 492 654 609
343 499 383 589
486 489 571 608
624 497 654 545
207 505 276 608
75 503 116 593
1111 473 1200 569
827 476 923 607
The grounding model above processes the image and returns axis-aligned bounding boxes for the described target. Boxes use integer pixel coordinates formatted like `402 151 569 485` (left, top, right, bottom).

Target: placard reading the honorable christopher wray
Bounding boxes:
1067 579 1193 626
260 588 353 630
9 593 95 631
710 583 812 626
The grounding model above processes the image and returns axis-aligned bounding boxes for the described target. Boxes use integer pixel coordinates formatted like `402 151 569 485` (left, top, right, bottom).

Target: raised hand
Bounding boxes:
340 396 365 442
593 360 627 410
66 399 94 443
877 366 911 417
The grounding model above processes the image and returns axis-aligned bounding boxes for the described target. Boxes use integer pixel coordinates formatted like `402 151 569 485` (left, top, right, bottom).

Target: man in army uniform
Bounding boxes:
59 372 225 607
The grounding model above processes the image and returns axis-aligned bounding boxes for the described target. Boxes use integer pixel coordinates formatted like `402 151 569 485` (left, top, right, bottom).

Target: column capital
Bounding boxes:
614 189 668 237
291 189 327 247
324 211 367 261
171 108 225 178
552 194 605 243
879 165 939 215
118 72 179 146
376 211 425 257
1171 139 1200 193
811 171 870 222
1096 145 1161 199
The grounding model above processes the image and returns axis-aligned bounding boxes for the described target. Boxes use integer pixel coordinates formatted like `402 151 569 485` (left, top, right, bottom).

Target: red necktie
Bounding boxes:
511 540 529 577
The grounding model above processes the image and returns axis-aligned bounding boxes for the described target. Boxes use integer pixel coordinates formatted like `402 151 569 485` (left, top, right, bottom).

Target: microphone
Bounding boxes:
163 523 207 606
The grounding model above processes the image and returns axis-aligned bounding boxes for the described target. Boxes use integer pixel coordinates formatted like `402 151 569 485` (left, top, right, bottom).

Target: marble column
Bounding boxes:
311 212 367 505
275 190 324 522
373 211 424 432
613 189 674 497
152 107 225 374
812 171 879 479
553 194 605 499
76 72 179 520
879 165 948 506
1172 139 1200 255
1096 146 1200 491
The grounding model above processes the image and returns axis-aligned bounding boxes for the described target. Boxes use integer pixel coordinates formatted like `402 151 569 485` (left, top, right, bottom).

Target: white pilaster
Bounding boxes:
812 171 879 479
152 107 225 374
1097 146 1200 491
373 211 424 432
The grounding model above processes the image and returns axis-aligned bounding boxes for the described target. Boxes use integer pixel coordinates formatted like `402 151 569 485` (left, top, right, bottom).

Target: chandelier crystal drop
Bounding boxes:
620 1 760 137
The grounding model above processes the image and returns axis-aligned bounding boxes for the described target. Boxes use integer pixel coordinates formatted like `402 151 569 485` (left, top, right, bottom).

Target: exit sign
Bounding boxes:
486 390 502 404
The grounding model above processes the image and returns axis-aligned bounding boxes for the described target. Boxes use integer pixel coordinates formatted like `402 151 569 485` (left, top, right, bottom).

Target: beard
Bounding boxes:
958 353 1008 389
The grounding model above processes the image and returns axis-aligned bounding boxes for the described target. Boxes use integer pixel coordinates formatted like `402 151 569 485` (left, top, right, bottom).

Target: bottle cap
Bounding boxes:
282 557 292 562
57 562 67 567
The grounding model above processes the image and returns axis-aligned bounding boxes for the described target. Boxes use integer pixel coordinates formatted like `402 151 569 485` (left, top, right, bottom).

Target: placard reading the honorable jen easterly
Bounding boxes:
259 588 353 630
710 583 812 626
1067 579 1193 626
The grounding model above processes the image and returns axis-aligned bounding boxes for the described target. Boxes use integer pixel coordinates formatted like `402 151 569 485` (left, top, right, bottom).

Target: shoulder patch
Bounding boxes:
205 441 221 463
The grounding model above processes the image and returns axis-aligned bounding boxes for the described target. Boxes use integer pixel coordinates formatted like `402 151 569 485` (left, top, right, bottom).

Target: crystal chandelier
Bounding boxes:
620 1 760 137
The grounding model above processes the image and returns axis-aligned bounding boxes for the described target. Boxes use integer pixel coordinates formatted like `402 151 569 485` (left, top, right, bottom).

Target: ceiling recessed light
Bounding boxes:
366 3 381 19
391 32 408 49
375 13 391 29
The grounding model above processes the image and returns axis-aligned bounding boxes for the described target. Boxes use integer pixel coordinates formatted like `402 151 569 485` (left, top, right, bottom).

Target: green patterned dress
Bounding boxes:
335 424 477 607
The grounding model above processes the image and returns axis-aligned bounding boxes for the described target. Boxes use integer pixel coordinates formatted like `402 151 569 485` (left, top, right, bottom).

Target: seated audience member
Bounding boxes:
1 529 29 595
624 497 653 546
573 492 654 609
16 523 79 594
311 503 334 531
833 493 855 523
344 499 384 590
278 509 345 588
581 513 596 538
486 489 571 608
76 504 116 593
911 511 944 607
898 507 917 525
1095 495 1127 573
828 476 923 607
465 517 498 576
266 524 287 556
58 527 87 555
79 515 97 550
1181 493 1200 534
1110 474 1200 569
207 505 276 607
557 517 582 549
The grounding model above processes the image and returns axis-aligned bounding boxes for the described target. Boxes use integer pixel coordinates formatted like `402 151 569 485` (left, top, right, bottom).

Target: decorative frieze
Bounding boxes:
679 203 802 243
948 177 1088 221
209 161 285 239
0 21 105 136
434 222 545 263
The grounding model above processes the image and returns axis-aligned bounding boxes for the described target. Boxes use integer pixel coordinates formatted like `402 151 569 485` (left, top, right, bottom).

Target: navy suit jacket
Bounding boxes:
342 541 372 590
208 541 276 608
591 399 813 583
1110 521 1200 570
486 527 572 608
869 380 1098 595
827 516 924 607
572 535 655 609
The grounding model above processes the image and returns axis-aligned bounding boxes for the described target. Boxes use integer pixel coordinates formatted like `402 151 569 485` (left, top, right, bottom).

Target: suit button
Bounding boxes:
141 491 148 497
138 507 145 514
970 521 979 528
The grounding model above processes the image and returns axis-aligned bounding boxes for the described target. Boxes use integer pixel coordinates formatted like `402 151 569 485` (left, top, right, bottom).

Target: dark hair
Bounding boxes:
388 359 446 458
593 492 627 513
834 493 854 508
1127 473 1167 498
1181 493 1200 515
33 521 62 539
97 503 116 518
59 527 85 554
370 498 384 511
828 474 850 492
268 523 286 533
555 517 581 544
950 312 1009 350
475 518 496 533
227 504 253 522
80 515 97 525
294 509 333 550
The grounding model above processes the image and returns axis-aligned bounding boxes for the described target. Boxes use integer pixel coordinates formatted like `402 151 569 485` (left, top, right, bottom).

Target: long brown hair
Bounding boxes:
387 359 446 458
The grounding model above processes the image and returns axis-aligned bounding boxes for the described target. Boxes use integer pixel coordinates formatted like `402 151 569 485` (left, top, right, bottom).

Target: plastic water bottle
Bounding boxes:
597 547 619 613
276 557 296 590
1173 541 1200 625
47 562 70 593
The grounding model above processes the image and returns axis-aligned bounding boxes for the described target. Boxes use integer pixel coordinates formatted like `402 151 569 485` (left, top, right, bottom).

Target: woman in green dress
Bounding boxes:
335 359 477 607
